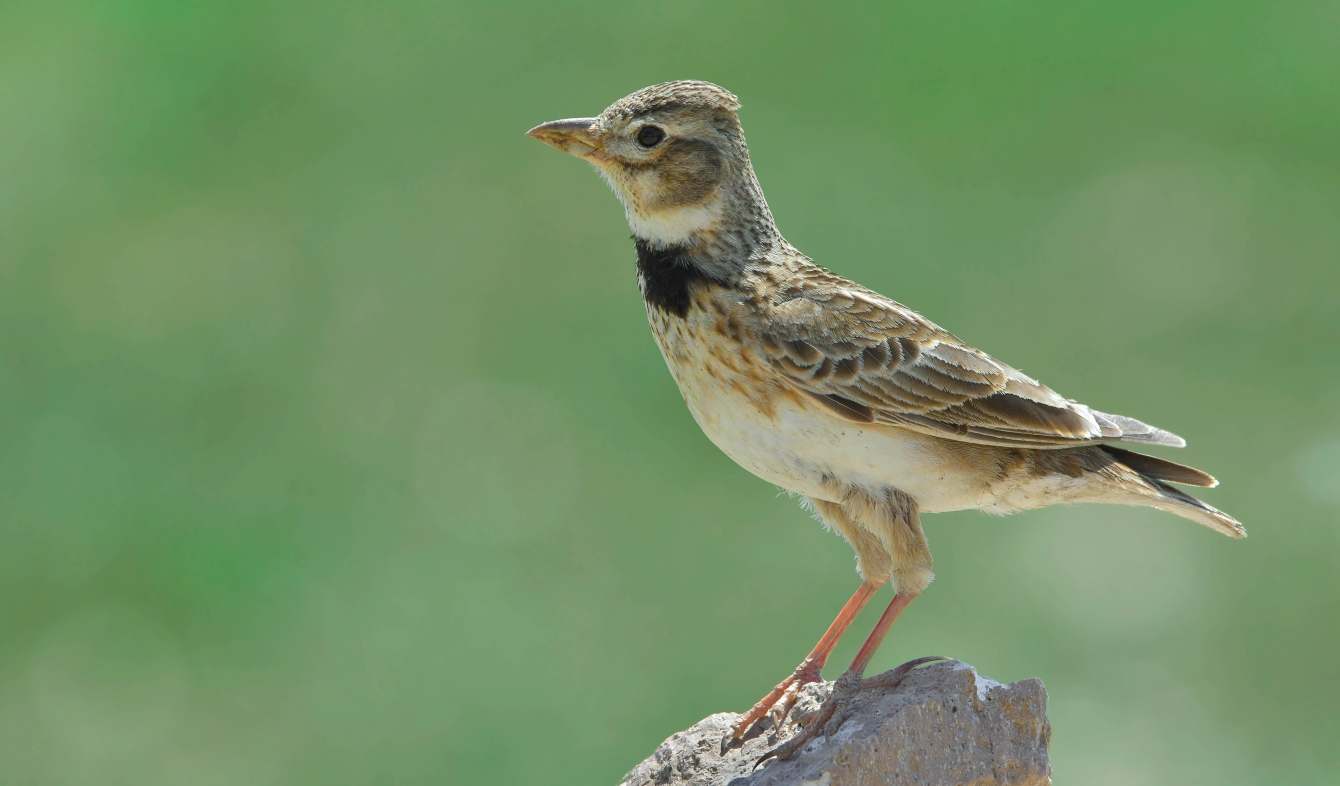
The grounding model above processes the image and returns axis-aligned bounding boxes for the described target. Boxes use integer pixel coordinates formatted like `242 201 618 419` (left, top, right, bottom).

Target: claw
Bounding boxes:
732 659 823 740
861 655 948 689
755 683 843 766
733 680 791 739
767 679 802 728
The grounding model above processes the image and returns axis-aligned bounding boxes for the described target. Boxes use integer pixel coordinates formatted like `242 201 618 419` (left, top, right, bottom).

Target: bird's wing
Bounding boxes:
756 274 1184 449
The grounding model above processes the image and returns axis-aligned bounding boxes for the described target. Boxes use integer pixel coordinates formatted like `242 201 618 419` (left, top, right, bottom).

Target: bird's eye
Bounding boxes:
637 125 666 148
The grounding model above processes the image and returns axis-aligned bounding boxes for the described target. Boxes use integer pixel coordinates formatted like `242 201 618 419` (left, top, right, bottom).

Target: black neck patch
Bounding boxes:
634 239 716 317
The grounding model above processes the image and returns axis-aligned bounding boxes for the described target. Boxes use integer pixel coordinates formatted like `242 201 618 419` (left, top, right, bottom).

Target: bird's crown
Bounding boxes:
601 81 741 122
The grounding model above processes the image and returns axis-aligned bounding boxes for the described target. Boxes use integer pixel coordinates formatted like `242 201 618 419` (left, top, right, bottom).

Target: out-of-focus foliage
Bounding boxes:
1 2 1337 784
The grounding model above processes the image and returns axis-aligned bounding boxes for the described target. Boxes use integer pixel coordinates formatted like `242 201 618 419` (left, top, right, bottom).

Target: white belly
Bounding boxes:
648 307 1001 513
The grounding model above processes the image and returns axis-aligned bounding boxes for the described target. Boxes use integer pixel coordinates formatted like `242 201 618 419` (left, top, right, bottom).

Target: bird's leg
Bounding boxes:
848 589 917 676
730 581 880 740
758 590 945 765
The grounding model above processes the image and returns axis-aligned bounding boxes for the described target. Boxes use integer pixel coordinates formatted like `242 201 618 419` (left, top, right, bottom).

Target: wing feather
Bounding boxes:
758 275 1184 450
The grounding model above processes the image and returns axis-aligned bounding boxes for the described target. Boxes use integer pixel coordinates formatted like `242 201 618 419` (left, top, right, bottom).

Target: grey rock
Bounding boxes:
619 660 1050 786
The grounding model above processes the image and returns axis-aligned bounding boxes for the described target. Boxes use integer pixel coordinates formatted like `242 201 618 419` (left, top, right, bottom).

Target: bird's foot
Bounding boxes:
754 656 947 767
730 657 826 741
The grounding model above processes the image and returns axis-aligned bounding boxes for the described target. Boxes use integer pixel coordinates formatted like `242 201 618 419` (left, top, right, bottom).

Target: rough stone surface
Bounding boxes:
618 660 1050 786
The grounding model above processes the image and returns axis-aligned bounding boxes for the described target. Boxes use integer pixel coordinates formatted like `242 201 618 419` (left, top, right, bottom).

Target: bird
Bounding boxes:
527 81 1244 761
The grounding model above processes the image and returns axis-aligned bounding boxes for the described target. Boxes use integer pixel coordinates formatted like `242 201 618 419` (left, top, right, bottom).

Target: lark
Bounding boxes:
528 81 1244 761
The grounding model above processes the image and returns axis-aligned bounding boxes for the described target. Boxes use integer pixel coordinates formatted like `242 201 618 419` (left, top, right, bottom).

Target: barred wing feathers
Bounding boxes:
757 275 1191 454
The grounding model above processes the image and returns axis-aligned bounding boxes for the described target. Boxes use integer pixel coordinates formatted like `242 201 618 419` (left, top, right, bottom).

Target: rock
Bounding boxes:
618 660 1050 786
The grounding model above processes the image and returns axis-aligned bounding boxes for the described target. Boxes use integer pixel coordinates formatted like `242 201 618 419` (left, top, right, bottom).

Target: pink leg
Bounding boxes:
758 591 945 764
731 581 880 739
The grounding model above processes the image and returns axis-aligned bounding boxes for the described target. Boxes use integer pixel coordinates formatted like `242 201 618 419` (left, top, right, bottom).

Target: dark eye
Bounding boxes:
637 125 666 148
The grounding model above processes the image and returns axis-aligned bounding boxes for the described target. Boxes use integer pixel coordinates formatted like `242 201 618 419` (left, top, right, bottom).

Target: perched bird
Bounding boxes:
527 81 1244 760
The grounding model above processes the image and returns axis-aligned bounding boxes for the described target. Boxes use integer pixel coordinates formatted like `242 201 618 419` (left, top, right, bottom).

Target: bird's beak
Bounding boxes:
526 117 603 161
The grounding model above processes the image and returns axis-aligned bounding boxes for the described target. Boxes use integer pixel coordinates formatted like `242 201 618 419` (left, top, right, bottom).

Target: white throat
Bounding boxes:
625 201 723 249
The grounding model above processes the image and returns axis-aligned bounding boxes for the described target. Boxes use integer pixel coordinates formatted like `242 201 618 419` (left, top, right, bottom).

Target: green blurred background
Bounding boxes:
2 1 1338 783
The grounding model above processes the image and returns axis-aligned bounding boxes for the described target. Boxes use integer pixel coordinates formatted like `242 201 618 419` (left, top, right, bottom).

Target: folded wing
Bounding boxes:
758 275 1185 451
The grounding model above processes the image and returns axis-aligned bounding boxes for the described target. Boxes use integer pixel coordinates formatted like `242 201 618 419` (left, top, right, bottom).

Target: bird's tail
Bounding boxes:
1099 445 1246 539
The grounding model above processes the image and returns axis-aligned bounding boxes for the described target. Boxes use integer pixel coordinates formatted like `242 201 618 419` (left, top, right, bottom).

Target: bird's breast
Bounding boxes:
645 290 864 498
646 292 789 423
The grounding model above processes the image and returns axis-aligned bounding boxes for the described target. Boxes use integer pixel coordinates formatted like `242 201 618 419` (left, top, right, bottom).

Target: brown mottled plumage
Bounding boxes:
528 81 1244 760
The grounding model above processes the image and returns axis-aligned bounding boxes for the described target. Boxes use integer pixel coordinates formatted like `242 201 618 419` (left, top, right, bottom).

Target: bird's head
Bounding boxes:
528 81 775 256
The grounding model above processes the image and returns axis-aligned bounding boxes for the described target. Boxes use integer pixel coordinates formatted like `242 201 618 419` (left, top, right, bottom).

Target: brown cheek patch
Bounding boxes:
652 139 724 208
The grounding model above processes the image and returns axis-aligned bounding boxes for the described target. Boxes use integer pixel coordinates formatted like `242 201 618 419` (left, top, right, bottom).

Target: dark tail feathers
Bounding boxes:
1099 445 1245 538
1099 445 1217 487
